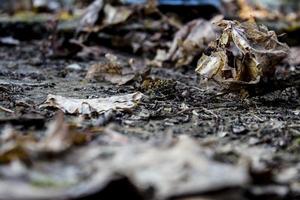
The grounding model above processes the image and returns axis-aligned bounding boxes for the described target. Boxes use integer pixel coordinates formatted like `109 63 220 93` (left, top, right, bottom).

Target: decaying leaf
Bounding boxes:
196 20 289 94
152 19 217 67
86 53 149 85
40 92 143 115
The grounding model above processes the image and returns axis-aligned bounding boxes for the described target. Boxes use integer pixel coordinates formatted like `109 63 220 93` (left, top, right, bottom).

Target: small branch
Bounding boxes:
0 105 14 113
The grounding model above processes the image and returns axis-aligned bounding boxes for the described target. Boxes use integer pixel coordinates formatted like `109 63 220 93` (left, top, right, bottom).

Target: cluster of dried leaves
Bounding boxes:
47 0 222 68
74 0 178 55
196 20 290 96
50 0 297 96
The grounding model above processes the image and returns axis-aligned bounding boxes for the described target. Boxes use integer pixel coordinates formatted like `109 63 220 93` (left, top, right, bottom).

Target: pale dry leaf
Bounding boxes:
106 135 250 199
196 50 228 79
79 0 104 31
40 92 143 115
103 4 133 26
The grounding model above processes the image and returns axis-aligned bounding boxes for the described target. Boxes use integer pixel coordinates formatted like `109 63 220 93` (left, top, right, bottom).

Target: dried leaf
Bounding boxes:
94 135 250 199
79 0 104 31
103 4 133 26
196 50 228 79
79 0 134 33
40 92 143 115
33 113 72 153
0 114 87 164
153 19 217 67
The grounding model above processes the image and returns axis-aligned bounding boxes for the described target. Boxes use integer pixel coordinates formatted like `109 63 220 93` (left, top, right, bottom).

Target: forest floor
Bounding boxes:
0 40 300 200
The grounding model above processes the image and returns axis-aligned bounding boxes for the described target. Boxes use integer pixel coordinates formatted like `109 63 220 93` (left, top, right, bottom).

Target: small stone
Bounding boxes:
218 131 228 137
232 125 248 134
67 63 82 71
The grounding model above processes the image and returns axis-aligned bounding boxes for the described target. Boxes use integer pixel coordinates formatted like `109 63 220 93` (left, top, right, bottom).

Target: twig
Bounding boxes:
0 105 14 113
201 107 219 119
172 106 219 119
175 81 204 92
250 113 264 122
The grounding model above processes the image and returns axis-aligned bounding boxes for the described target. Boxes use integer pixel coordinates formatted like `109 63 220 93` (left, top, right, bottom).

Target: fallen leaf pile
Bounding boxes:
76 0 178 55
196 20 289 95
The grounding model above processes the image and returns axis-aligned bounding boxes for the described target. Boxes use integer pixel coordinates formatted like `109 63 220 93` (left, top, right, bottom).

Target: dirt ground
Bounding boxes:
0 39 299 199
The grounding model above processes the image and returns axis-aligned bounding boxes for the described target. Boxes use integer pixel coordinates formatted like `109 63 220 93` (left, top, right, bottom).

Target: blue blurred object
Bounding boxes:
122 0 221 9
